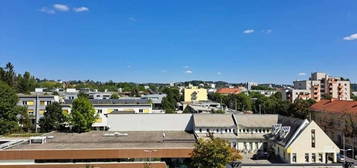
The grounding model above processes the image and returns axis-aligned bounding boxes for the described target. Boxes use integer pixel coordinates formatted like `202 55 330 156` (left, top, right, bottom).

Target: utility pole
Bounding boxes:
35 93 39 133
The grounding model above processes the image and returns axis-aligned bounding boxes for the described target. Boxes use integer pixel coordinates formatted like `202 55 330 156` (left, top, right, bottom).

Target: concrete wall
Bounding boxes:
107 114 193 131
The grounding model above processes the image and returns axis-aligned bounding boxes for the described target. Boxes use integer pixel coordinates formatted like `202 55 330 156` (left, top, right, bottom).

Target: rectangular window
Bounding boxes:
311 129 316 148
305 153 309 162
139 109 144 113
97 109 103 114
23 101 27 105
318 153 323 162
312 153 316 162
40 101 45 105
47 101 52 105
292 153 297 163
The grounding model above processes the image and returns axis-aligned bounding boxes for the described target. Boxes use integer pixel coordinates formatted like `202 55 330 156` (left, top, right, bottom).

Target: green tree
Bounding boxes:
18 106 32 132
70 97 96 133
0 81 21 134
191 138 242 168
110 93 119 99
17 72 37 93
3 62 16 87
39 102 66 132
290 98 316 119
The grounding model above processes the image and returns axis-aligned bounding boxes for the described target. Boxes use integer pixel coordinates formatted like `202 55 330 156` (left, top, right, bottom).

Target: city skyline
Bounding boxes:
1 0 357 83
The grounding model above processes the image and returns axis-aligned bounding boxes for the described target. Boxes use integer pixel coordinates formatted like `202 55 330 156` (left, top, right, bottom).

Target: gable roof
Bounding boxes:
234 114 278 128
310 100 357 114
265 115 308 147
193 114 235 128
216 88 241 94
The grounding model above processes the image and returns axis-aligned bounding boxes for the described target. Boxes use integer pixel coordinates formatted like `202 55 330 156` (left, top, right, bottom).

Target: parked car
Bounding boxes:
337 153 345 163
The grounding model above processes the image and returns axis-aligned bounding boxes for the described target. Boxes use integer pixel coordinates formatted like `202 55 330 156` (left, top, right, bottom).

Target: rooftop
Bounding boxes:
234 114 279 128
310 99 357 114
216 88 241 94
9 131 195 150
63 99 151 105
193 114 235 128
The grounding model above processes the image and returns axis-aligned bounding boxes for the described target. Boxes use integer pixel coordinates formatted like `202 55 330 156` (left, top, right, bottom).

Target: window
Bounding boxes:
305 153 309 162
311 129 316 148
23 101 27 105
40 101 45 105
318 153 323 162
47 101 52 105
292 153 297 163
312 153 316 162
199 129 202 132
139 109 143 113
97 109 103 114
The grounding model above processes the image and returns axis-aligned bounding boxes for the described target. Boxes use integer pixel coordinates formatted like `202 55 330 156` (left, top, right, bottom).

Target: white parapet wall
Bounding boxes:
107 114 193 131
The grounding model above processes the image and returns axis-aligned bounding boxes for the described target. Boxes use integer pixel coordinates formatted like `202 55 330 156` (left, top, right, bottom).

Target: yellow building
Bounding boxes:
184 86 208 102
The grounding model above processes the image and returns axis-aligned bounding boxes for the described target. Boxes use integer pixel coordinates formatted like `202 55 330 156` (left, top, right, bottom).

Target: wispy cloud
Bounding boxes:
263 29 272 34
184 70 193 74
298 72 306 76
161 70 167 73
39 7 55 14
183 65 189 69
217 72 222 75
128 17 137 22
53 4 69 12
73 7 89 12
343 33 357 40
243 29 255 34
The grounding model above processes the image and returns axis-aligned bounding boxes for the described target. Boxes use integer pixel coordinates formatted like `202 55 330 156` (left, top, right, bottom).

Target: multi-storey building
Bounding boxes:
183 86 208 102
17 94 60 127
283 72 351 102
310 100 357 158
61 99 153 130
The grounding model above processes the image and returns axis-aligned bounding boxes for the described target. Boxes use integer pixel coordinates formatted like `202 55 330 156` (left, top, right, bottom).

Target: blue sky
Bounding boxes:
1 0 356 84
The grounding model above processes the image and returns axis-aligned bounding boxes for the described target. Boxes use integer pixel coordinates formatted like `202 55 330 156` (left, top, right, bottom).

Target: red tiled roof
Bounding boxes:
310 99 357 114
216 88 241 94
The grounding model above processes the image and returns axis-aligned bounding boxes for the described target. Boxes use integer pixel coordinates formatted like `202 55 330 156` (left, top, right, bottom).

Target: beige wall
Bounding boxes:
287 121 339 163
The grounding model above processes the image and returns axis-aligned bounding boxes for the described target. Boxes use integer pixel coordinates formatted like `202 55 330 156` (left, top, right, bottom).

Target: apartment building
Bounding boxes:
282 72 351 102
17 94 60 127
183 86 208 102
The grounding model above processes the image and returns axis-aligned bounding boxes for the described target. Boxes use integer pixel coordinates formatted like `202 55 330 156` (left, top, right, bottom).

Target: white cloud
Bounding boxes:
53 4 69 12
243 29 255 34
183 65 189 69
343 33 357 40
298 72 306 76
40 7 55 14
263 29 272 34
128 17 137 22
184 70 193 74
161 70 167 73
73 7 89 12
217 72 222 75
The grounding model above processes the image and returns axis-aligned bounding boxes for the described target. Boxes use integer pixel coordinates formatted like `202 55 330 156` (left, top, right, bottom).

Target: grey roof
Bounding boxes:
234 114 279 128
265 115 307 147
9 131 195 150
63 99 151 105
193 114 235 128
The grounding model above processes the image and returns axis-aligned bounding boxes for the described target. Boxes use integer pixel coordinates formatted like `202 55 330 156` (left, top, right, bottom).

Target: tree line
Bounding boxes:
209 92 316 119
